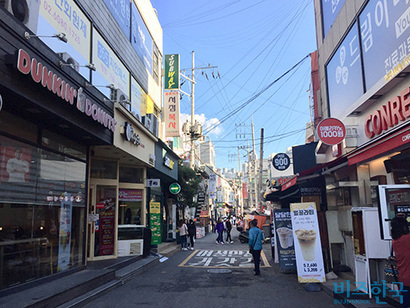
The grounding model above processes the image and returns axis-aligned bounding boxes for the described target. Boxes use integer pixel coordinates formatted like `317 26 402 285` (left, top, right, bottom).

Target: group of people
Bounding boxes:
215 216 234 245
178 219 196 251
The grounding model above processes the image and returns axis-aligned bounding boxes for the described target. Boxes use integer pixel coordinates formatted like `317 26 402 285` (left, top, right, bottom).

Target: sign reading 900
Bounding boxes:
272 153 290 171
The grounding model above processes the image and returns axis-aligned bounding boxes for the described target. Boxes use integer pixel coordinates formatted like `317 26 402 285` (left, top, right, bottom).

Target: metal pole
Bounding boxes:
259 128 264 212
251 117 258 210
190 51 195 168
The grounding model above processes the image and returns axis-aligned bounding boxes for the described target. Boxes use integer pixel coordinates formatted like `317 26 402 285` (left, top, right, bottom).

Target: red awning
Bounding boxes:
348 126 410 165
281 176 297 191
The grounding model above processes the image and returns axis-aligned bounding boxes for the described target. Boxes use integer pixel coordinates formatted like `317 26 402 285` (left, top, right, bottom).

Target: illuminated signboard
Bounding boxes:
321 0 345 38
359 0 410 89
326 22 364 119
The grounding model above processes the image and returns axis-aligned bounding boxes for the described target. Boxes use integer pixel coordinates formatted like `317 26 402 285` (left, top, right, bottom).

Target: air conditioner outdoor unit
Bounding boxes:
1 0 40 34
57 52 80 72
146 113 158 137
142 115 152 131
111 89 130 111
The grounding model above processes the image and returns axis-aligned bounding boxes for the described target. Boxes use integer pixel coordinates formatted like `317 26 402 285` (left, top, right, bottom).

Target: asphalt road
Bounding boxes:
84 227 341 308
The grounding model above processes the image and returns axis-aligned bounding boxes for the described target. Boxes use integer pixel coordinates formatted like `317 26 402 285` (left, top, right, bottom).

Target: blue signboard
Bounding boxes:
103 0 131 40
131 3 153 74
360 0 410 90
322 0 346 37
326 22 363 119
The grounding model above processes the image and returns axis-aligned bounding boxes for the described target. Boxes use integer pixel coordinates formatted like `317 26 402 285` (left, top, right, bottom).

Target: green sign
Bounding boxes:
150 202 161 245
164 54 179 90
169 183 181 194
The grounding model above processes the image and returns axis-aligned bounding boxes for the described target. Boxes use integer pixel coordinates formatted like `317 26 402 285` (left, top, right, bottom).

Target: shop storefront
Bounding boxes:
0 11 113 290
88 104 156 260
147 139 179 243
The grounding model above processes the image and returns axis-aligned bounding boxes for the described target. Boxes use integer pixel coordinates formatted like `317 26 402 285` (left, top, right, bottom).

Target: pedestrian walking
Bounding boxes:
391 215 410 307
178 219 188 250
249 219 264 275
215 217 225 244
225 216 233 243
187 219 196 250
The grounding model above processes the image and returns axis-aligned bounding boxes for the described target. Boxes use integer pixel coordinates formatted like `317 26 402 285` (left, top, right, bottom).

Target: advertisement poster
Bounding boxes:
150 202 161 245
290 202 326 283
99 211 115 255
57 194 73 272
273 209 296 271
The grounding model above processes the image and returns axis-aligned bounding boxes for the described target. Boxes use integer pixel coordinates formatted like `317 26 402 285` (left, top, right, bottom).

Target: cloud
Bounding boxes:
180 113 223 136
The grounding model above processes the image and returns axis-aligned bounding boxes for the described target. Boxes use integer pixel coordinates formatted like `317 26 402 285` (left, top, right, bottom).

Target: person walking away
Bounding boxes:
225 217 233 243
178 219 189 250
391 215 410 307
249 219 264 275
187 219 196 250
215 218 225 244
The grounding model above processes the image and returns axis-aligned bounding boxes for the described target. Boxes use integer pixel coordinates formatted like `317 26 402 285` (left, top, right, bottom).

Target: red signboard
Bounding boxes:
316 117 346 145
242 183 248 199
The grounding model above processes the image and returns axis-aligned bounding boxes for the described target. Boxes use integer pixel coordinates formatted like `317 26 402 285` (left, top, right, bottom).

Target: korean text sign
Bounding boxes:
290 202 326 283
273 209 296 271
164 91 180 137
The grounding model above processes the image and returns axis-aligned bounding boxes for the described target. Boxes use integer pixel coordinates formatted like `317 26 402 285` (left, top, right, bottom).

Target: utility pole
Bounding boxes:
251 117 258 210
258 128 264 212
180 51 217 169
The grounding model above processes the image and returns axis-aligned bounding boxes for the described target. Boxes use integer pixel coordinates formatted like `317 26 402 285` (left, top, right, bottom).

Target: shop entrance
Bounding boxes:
88 183 117 260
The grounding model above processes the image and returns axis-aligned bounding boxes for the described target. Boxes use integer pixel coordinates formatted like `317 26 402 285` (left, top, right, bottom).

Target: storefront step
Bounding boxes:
155 241 179 256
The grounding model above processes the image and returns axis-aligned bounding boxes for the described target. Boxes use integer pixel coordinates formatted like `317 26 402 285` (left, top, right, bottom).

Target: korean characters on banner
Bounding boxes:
290 202 326 283
164 91 180 137
273 209 296 271
150 202 162 245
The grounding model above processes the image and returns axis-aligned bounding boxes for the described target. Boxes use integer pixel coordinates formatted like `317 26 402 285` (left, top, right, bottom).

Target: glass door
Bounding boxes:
88 184 117 259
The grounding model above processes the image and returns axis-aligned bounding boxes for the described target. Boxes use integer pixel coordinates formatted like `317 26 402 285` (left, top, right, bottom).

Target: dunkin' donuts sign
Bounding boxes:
16 49 116 132
316 118 346 145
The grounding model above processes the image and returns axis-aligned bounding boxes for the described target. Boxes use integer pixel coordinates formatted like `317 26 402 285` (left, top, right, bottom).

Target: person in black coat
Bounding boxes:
225 217 233 243
187 219 197 250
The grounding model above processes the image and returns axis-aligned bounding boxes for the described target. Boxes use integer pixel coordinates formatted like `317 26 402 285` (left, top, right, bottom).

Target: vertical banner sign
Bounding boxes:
58 194 72 272
99 211 115 255
273 209 296 271
150 202 161 245
209 173 217 199
164 91 180 137
290 202 326 283
164 54 180 90
242 183 248 199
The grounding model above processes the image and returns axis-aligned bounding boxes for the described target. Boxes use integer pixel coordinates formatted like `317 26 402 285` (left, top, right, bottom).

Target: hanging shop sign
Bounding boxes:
146 179 160 187
164 155 175 170
122 122 140 146
169 182 181 194
164 54 180 90
164 91 180 137
316 117 346 145
16 49 116 132
272 153 290 171
290 202 326 283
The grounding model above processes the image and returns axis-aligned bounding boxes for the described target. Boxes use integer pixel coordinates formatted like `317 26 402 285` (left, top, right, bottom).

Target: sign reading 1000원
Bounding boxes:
272 153 290 171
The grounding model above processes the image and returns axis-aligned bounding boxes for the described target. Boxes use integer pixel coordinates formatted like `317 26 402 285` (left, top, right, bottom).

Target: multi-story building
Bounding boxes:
314 0 410 287
0 0 179 290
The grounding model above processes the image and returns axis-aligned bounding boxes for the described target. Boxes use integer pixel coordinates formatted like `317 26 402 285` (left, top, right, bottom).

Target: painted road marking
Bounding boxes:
179 250 271 268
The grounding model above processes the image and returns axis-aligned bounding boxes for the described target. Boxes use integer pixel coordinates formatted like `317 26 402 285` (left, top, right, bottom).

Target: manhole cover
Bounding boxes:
207 269 232 274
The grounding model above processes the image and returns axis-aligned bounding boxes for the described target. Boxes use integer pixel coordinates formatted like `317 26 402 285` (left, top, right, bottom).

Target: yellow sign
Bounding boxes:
150 202 161 214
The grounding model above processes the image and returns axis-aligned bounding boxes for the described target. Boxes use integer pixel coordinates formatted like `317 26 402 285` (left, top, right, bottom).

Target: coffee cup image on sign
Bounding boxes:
276 227 293 248
295 229 317 261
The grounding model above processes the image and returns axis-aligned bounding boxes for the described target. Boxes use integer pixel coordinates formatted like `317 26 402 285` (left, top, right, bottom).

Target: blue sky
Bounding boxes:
150 0 317 170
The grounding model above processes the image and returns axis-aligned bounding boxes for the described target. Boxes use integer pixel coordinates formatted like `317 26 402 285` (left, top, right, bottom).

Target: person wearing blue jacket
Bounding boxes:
248 219 264 275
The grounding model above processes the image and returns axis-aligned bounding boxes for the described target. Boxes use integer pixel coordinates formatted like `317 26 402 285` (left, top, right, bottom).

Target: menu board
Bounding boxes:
99 211 115 255
290 202 326 283
150 202 161 245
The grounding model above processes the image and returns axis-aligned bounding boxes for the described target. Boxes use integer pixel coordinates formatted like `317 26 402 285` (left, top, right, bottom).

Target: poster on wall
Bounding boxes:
273 209 296 271
290 202 326 283
57 194 73 272
99 211 115 255
150 201 162 245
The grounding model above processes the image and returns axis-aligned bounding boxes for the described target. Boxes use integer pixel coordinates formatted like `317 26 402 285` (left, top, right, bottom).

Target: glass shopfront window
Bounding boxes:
118 189 143 226
0 135 86 290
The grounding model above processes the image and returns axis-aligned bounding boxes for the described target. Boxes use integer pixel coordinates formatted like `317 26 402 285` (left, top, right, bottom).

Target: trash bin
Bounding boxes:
143 227 152 257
